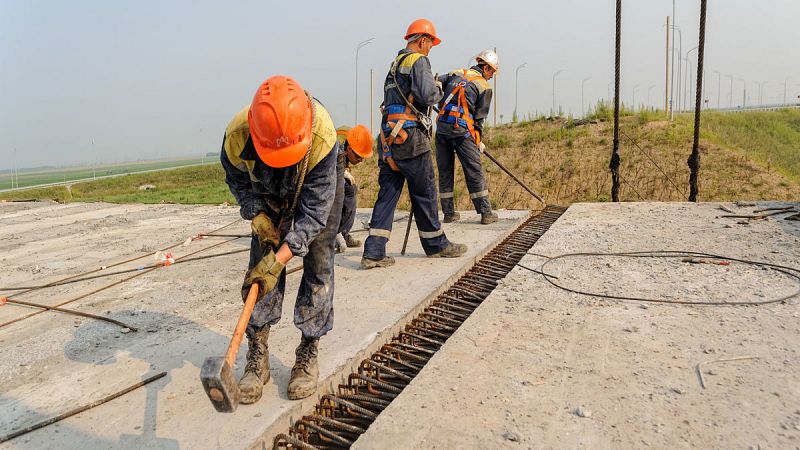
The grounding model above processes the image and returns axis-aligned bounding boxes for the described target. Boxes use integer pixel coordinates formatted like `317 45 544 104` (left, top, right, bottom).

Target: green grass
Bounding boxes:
697 108 800 183
0 157 212 191
0 164 235 204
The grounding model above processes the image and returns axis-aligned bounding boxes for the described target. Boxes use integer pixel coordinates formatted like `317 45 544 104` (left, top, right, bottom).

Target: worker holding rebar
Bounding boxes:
362 18 467 269
435 49 499 225
220 75 344 404
333 125 373 252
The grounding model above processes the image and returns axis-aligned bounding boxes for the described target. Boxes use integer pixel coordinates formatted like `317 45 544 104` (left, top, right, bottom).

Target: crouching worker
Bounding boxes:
334 125 373 252
220 75 344 403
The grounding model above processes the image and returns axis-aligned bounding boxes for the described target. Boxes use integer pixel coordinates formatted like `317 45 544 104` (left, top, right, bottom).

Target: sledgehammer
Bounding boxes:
201 283 259 413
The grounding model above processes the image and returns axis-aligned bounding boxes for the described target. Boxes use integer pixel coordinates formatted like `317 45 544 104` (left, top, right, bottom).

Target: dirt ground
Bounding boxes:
0 201 527 449
355 201 800 449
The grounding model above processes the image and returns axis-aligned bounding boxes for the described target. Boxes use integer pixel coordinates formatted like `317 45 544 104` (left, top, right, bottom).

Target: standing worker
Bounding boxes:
334 125 373 252
220 75 343 403
362 18 467 269
435 49 499 224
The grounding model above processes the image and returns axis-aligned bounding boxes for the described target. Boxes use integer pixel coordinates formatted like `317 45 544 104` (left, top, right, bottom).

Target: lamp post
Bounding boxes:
727 75 734 108
355 37 374 124
756 81 766 106
647 84 656 110
581 76 591 117
515 62 527 121
632 84 640 112
552 69 563 116
686 46 699 112
712 70 721 109
739 79 746 108
684 58 692 112
665 25 682 112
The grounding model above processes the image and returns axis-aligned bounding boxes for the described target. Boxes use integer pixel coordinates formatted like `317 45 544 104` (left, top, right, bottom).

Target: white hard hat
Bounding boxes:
474 49 499 71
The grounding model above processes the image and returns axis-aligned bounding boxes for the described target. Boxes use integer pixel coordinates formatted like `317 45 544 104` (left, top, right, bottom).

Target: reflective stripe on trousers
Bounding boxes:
435 133 492 215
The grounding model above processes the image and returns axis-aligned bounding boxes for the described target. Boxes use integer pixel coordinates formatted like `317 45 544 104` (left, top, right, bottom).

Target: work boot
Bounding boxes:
428 242 468 258
238 325 270 404
344 234 361 248
481 211 499 224
287 335 319 400
443 212 461 223
360 256 396 269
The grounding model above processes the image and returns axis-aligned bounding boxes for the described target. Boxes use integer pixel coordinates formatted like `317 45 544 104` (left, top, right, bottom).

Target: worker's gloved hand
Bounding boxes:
251 213 281 251
241 250 285 302
478 142 486 153
343 170 356 185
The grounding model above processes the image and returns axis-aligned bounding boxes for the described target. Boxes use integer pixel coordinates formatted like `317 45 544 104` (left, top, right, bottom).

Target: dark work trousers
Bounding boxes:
246 155 345 339
338 179 357 238
363 151 450 260
435 133 492 215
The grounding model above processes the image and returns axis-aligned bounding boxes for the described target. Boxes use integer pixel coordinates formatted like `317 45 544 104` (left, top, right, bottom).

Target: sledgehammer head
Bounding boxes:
201 356 240 413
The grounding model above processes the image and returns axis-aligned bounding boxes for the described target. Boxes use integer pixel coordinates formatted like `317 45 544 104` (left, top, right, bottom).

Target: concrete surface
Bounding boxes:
0 201 528 449
355 202 800 449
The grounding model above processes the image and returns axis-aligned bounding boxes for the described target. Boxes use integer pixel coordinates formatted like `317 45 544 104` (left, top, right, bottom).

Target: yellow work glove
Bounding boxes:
241 250 285 302
251 212 281 251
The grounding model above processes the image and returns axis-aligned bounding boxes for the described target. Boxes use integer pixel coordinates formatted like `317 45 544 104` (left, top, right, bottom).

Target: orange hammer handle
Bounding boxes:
224 284 260 369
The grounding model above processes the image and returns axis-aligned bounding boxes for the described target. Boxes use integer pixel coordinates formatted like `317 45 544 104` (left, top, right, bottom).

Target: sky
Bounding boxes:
2 0 799 170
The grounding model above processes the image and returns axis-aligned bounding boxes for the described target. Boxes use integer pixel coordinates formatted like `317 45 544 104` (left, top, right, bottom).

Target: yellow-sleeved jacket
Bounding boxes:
220 99 339 257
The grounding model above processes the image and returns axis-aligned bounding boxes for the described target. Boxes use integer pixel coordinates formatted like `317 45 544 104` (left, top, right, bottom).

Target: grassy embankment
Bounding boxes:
2 108 799 208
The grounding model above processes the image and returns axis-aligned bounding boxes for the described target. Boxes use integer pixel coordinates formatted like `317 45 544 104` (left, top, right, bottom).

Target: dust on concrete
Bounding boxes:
355 202 800 449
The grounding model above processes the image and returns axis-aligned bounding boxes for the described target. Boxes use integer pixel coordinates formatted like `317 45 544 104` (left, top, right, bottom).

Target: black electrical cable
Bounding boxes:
521 250 800 306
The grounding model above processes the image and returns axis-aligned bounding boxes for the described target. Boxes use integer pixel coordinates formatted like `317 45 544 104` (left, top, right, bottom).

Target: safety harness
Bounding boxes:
437 69 484 145
379 52 432 171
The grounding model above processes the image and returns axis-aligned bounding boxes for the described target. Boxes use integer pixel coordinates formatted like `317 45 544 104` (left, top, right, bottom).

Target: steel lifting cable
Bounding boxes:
610 0 622 202
687 0 707 202
526 250 800 306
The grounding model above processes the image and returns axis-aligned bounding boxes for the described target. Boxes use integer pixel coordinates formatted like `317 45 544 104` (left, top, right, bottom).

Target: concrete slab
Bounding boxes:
355 202 800 449
0 201 527 449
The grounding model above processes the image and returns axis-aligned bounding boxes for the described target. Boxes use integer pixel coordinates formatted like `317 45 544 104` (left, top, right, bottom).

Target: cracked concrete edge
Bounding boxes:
246 210 534 449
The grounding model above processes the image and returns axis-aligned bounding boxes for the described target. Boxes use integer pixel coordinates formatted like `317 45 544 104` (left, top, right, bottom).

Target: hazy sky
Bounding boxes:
2 0 799 170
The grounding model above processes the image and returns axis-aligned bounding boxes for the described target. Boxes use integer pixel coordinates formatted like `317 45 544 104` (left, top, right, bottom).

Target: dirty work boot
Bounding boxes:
443 211 461 223
360 256 396 269
428 242 468 258
481 211 499 224
238 325 270 404
344 234 361 248
287 335 320 400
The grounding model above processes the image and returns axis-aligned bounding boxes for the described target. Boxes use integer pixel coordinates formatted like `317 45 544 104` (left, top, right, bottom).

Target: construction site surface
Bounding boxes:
1 201 799 449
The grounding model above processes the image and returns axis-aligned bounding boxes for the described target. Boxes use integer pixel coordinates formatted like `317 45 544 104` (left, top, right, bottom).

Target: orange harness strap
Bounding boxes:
437 70 484 145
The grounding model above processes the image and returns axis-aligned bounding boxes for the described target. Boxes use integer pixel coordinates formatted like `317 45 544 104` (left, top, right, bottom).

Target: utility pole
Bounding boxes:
669 0 676 120
581 77 592 117
355 38 374 125
665 16 670 115
727 74 734 108
514 62 527 121
552 69 563 116
369 68 374 138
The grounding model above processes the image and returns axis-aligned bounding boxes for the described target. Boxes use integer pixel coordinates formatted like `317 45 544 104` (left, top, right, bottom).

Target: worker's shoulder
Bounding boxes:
309 99 337 166
224 105 253 165
225 105 251 137
397 52 428 73
471 76 491 92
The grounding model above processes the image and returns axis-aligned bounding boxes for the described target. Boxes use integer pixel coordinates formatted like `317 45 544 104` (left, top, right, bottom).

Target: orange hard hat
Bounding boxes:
405 19 441 46
248 75 313 168
346 124 373 158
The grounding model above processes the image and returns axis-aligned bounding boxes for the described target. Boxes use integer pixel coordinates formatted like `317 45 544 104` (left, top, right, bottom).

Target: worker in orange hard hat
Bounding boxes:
220 75 344 404
334 124 373 252
363 18 468 269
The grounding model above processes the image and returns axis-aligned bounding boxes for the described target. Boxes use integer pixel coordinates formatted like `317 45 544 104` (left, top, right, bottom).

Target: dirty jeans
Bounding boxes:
245 156 345 339
363 151 450 259
435 133 492 215
338 178 357 238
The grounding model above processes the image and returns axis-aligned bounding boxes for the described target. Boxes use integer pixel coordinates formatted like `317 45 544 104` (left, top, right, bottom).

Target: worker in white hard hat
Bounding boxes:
435 49 499 224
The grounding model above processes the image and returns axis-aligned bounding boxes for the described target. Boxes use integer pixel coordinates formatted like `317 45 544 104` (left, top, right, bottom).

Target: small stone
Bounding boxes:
639 304 649 309
671 388 683 395
502 431 520 442
254 412 262 418
120 328 131 334
575 406 591 418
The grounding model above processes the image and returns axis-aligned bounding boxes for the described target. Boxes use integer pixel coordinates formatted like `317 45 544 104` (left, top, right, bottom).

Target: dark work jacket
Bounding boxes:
436 65 493 139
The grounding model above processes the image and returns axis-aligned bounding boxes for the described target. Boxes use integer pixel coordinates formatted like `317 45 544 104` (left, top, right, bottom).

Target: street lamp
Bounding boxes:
712 70 721 109
665 25 682 114
581 76 591 117
727 75 734 108
756 81 766 106
355 37 375 124
683 58 691 113
514 62 528 121
647 84 656 110
739 78 746 108
552 69 563 116
632 84 640 112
